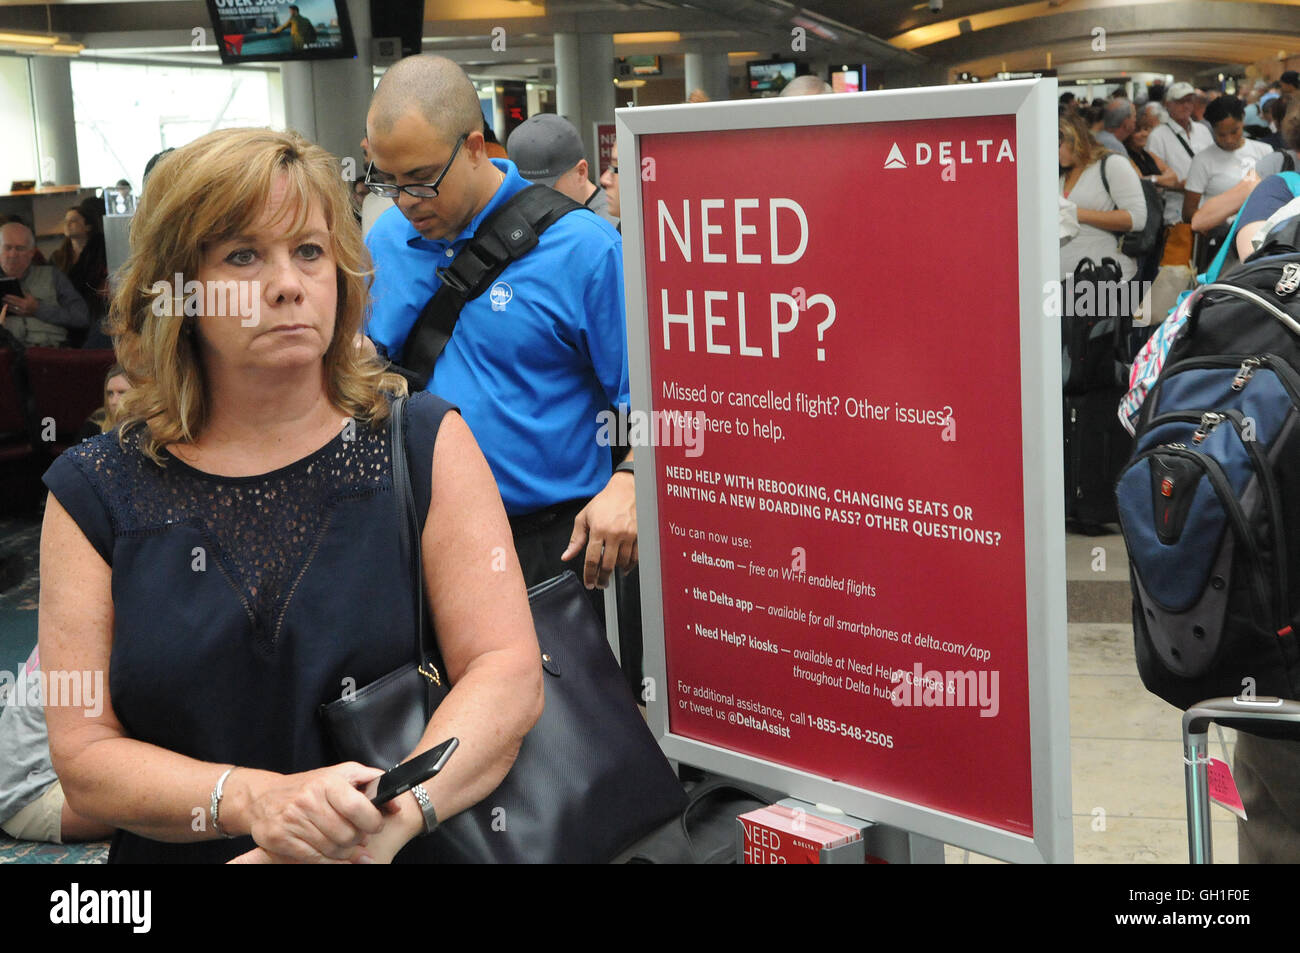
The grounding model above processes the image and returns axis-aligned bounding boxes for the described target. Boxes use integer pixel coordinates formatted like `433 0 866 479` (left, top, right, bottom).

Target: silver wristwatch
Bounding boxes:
410 783 438 835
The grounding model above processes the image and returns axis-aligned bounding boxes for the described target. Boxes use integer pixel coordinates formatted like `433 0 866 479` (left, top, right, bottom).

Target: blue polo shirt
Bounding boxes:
366 159 630 515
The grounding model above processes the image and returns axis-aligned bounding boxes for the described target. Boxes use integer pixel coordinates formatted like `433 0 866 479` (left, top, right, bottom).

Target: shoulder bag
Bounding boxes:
319 396 687 862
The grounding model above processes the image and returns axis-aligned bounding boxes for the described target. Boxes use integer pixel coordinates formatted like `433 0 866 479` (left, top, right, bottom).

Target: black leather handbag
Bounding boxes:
319 396 687 862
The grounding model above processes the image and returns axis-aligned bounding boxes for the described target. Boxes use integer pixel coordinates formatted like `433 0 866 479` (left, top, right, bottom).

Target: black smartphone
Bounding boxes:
370 737 459 806
0 277 23 300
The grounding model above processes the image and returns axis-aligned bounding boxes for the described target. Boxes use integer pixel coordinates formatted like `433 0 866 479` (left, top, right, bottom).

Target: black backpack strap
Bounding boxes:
400 185 584 389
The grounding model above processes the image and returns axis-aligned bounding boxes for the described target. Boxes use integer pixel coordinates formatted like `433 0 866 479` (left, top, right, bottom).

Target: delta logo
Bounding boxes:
884 138 1016 169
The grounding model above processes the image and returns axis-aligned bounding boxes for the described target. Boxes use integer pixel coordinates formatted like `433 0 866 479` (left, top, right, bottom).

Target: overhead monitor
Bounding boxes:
206 0 357 64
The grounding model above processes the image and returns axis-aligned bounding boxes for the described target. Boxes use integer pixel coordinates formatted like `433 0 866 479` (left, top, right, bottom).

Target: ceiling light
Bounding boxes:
0 32 59 48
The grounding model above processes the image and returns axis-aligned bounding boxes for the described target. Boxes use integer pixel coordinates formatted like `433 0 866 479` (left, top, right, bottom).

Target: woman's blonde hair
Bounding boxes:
108 126 405 462
1059 115 1105 170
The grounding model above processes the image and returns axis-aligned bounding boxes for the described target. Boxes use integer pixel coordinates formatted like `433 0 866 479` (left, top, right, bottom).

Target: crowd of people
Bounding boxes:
1062 73 1300 864
1059 73 1300 290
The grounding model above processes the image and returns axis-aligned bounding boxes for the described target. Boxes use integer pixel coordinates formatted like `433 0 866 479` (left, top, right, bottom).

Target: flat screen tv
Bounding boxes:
617 55 661 77
829 65 867 93
748 60 798 97
207 0 357 64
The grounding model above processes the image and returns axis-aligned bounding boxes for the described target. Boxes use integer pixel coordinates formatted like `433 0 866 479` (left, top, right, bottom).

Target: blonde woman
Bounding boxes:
39 128 542 863
77 364 130 440
1059 116 1148 282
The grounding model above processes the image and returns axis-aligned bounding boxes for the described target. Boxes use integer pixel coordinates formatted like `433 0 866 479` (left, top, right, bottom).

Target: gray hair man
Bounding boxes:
0 222 88 347
1097 99 1135 155
1146 82 1213 224
508 114 618 226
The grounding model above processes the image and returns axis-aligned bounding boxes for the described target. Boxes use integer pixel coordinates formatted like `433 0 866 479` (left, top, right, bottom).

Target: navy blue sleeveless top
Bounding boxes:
43 391 453 863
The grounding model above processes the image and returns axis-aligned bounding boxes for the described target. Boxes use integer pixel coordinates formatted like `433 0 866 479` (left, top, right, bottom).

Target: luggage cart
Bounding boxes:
1183 696 1300 863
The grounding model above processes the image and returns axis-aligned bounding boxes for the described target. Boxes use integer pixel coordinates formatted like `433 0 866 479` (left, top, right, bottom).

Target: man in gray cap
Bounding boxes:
508 114 618 226
1146 81 1213 225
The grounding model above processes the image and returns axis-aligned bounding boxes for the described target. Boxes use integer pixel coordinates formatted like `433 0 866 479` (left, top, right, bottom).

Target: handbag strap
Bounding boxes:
389 394 437 670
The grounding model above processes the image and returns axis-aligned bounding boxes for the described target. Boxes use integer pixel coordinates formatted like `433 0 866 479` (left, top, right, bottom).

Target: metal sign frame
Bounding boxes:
620 78 1070 864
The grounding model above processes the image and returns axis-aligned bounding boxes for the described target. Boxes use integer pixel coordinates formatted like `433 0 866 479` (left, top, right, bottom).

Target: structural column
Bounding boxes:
29 55 79 185
555 31 615 173
684 50 730 102
281 0 373 175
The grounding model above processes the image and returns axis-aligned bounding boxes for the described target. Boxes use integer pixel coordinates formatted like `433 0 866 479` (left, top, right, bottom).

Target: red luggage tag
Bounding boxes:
1207 758 1247 820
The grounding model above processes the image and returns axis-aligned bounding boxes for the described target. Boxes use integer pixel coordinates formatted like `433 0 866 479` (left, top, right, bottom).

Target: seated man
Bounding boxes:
508 114 619 227
0 647 112 844
0 222 88 347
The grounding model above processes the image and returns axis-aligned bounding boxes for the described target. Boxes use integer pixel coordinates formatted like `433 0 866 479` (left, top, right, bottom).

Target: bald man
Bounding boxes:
1 222 88 347
363 55 635 595
779 75 833 97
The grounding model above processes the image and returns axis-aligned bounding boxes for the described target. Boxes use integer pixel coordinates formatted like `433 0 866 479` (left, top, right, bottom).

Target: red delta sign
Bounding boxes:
596 122 617 176
638 115 1034 836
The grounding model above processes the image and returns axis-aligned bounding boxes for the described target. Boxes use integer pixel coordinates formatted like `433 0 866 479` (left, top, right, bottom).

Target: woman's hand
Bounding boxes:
228 794 418 863
352 787 425 863
229 762 387 863
1076 206 1134 233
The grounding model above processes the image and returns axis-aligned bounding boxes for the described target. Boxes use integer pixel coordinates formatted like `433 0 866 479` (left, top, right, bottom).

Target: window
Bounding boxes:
71 60 276 191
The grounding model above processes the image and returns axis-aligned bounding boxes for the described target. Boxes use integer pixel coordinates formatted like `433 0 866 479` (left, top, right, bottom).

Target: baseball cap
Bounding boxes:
1166 82 1196 102
507 114 585 187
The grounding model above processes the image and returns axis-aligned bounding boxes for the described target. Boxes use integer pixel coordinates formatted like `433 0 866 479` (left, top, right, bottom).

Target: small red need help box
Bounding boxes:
738 802 865 864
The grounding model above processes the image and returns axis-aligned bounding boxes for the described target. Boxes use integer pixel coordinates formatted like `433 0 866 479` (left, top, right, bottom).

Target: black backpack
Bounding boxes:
1117 219 1300 711
1099 152 1164 260
1062 256 1130 394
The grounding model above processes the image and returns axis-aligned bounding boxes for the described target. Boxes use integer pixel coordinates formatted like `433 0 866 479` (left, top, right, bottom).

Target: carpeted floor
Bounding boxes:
0 509 109 864
0 836 108 864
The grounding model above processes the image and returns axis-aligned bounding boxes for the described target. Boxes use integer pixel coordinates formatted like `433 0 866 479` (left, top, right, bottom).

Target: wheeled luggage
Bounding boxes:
1182 695 1300 863
1064 388 1131 529
1062 257 1134 530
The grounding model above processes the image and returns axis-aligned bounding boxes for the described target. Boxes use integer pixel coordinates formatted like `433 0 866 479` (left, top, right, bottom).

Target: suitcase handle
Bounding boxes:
1186 282 1300 339
1183 695 1300 737
1182 696 1300 863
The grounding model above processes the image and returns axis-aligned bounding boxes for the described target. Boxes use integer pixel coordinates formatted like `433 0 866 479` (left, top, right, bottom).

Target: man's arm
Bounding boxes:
563 233 637 588
1147 129 1188 193
34 269 89 330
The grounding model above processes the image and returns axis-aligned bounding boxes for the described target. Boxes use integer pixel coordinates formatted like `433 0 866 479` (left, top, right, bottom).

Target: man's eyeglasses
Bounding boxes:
365 133 467 199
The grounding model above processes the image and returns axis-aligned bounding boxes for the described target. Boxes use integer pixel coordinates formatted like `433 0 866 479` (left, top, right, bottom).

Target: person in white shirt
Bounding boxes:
1146 82 1214 224
1058 116 1148 282
1183 95 1274 224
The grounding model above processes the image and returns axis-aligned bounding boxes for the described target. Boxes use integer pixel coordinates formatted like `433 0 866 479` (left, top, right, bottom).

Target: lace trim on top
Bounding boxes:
66 424 391 645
